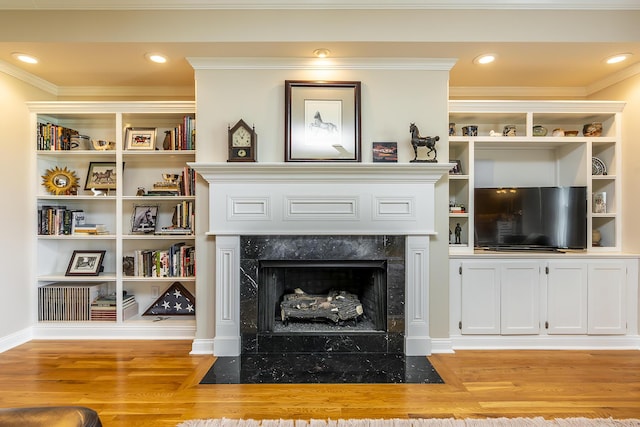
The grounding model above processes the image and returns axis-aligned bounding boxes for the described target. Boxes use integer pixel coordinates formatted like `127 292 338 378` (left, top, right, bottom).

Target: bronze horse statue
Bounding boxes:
409 123 439 162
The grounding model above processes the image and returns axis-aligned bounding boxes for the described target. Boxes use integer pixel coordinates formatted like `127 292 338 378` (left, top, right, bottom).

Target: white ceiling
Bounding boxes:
1 1 640 98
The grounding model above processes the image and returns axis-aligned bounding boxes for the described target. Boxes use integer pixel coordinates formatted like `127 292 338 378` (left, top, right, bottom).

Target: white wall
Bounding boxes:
192 62 452 342
0 72 54 350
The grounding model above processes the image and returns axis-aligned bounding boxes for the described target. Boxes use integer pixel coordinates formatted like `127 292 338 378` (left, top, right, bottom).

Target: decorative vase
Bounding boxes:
583 122 603 137
532 125 547 136
592 229 602 246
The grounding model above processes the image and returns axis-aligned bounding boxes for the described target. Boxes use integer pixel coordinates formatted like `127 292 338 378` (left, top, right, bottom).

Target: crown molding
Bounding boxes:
188 57 457 71
56 85 195 98
587 62 640 95
1 0 639 10
0 59 58 95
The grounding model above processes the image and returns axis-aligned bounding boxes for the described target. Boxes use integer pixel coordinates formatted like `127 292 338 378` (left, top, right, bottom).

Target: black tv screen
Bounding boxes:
474 186 587 250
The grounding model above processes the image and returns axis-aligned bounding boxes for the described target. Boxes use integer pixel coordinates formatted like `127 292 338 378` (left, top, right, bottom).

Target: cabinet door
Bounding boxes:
546 262 588 334
461 262 501 334
500 262 540 335
588 262 627 335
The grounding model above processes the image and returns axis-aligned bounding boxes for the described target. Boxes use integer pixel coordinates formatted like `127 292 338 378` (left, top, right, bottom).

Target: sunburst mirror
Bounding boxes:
42 166 79 195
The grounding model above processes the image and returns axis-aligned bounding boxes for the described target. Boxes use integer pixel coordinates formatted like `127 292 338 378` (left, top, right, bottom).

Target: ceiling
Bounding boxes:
1 1 640 98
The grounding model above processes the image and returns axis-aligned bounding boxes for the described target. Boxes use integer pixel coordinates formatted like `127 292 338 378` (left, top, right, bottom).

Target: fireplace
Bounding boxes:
240 235 405 354
189 163 451 356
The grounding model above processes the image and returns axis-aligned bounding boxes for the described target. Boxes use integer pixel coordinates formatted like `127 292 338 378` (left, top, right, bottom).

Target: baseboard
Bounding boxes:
190 338 214 354
450 334 640 350
0 327 32 353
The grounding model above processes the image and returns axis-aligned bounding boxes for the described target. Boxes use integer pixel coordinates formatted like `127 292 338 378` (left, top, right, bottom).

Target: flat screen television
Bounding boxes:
474 186 587 251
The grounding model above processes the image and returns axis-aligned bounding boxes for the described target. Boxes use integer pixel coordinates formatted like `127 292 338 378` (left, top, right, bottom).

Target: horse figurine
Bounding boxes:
409 123 439 162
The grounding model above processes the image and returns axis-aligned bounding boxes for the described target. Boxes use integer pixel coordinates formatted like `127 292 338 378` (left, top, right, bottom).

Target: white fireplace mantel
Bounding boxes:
189 162 451 356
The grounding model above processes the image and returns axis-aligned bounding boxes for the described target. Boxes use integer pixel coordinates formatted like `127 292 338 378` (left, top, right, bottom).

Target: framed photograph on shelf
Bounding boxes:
131 205 158 233
450 159 463 175
285 80 361 162
85 162 118 191
125 127 157 151
372 142 397 163
65 250 106 276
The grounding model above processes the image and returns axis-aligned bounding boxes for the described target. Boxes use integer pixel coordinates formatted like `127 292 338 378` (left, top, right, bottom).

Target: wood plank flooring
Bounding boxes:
0 340 639 427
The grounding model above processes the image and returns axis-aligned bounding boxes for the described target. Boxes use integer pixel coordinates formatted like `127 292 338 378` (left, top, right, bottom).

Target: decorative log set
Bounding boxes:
280 288 364 325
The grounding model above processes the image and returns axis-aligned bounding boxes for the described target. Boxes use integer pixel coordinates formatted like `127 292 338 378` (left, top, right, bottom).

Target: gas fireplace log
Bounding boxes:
280 289 364 325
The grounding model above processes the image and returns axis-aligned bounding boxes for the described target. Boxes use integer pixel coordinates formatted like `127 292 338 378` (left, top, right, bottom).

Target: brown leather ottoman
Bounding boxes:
0 406 102 427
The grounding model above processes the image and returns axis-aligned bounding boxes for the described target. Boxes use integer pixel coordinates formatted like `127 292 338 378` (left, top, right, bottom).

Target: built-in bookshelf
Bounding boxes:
448 100 624 253
30 101 196 339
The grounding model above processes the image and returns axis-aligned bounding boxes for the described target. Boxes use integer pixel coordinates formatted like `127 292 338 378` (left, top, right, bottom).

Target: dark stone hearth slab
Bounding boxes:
199 353 444 384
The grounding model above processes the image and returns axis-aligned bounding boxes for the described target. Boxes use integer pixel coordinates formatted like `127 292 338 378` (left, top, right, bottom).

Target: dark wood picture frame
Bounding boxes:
65 250 106 276
285 80 361 162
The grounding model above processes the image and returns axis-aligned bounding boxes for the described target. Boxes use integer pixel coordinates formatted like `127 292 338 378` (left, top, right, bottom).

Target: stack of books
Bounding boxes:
73 224 109 235
90 293 138 321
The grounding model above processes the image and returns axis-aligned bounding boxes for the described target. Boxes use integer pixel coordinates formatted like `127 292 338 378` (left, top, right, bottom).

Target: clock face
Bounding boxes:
232 127 252 147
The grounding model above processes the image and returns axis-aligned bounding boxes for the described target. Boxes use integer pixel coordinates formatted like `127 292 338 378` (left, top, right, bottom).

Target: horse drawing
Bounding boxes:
409 123 439 162
310 111 338 134
92 169 115 184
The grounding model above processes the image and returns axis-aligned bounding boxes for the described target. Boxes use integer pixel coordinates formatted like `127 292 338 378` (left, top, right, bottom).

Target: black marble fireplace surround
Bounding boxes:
240 235 406 354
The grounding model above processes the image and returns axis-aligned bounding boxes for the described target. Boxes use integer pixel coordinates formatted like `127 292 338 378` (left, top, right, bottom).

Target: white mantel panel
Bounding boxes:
189 162 452 236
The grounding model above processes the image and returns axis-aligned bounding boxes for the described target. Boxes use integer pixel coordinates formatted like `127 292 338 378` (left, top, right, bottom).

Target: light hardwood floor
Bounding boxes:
0 340 639 427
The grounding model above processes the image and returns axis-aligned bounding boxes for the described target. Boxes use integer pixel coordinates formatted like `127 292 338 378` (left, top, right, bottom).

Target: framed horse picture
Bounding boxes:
85 161 118 191
285 80 361 162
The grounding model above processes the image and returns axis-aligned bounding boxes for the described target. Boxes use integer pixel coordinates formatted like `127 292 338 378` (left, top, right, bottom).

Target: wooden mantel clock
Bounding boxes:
228 119 257 162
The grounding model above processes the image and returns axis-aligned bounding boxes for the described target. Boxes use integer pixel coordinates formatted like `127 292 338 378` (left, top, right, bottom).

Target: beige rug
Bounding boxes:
177 418 640 427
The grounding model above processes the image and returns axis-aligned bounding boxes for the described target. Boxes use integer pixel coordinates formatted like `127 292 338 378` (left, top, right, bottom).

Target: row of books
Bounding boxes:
90 293 138 321
124 242 195 278
36 122 79 151
38 207 108 235
164 115 196 151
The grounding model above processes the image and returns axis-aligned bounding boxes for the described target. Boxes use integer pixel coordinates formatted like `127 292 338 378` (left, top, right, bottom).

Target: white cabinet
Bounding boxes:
460 261 540 335
30 101 196 338
546 261 588 334
451 256 638 347
448 100 624 253
587 262 627 334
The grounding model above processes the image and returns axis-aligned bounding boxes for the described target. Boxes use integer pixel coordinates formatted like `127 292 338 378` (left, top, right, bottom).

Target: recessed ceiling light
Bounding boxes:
605 53 632 64
473 54 496 65
12 52 38 64
313 49 331 58
145 53 168 64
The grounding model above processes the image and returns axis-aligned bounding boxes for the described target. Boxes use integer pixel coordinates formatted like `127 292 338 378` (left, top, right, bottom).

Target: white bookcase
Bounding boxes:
448 100 624 254
30 101 197 339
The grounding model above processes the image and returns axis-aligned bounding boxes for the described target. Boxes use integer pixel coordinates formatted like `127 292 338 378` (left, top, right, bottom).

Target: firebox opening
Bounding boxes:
258 260 387 334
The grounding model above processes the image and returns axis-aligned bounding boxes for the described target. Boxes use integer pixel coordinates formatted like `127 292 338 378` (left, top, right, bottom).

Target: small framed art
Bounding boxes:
125 127 157 150
131 205 158 233
450 160 463 175
85 162 117 190
372 142 398 162
65 250 106 276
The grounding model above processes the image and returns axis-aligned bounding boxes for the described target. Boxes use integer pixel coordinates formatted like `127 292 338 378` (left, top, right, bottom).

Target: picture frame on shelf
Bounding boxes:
131 205 158 233
372 142 397 163
125 127 157 151
85 162 118 191
450 159 463 175
65 250 106 276
285 80 361 162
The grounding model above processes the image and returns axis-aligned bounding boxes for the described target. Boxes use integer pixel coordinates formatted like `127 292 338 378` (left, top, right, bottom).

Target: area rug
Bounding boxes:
177 418 640 427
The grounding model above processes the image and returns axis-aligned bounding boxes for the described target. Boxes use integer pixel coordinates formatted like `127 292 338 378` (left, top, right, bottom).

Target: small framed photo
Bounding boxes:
372 142 398 163
65 250 106 276
285 80 361 162
125 127 157 151
131 205 158 233
85 162 118 190
450 159 463 175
